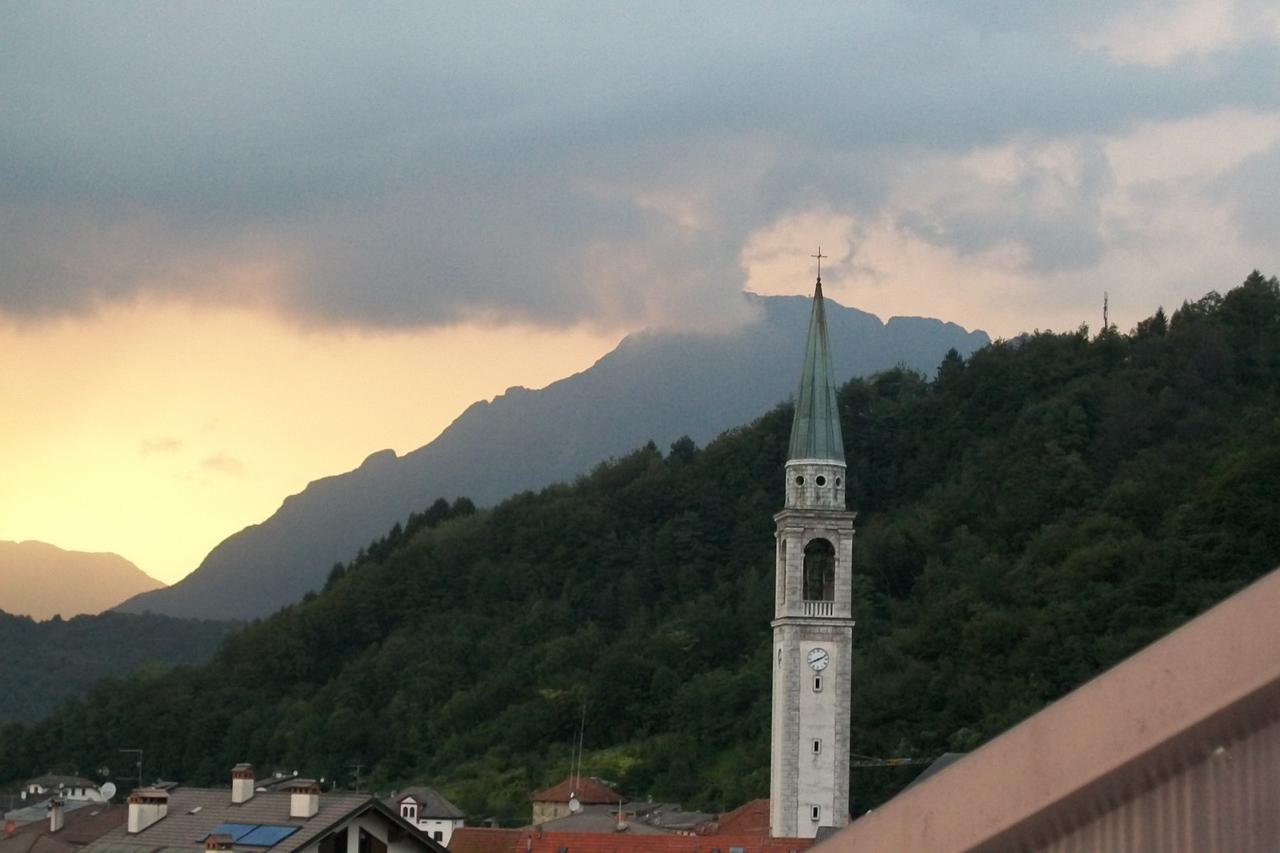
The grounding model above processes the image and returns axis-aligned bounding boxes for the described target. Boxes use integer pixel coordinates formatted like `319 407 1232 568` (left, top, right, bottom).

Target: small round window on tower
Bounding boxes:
795 476 804 485
816 476 826 486
835 477 842 486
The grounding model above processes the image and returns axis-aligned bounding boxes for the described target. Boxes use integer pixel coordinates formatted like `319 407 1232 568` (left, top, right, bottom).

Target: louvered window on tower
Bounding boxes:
803 539 835 601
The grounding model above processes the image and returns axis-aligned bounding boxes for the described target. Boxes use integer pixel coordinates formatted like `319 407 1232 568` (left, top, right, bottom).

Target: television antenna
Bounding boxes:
349 764 365 793
568 699 587 809
117 749 143 791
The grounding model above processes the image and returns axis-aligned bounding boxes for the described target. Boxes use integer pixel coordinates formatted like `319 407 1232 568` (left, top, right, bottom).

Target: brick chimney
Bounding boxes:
127 789 169 833
286 779 320 819
48 799 65 834
231 764 255 805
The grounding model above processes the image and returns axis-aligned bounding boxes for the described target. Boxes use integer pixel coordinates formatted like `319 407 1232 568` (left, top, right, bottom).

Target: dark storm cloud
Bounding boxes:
1 2 1277 329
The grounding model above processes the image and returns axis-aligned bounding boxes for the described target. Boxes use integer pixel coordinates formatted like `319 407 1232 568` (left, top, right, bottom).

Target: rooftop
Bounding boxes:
442 828 521 853
23 779 96 793
1 802 124 853
815 566 1280 851
83 788 378 853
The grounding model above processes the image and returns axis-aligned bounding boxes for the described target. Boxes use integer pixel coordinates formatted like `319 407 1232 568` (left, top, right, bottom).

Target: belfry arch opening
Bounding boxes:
803 538 835 601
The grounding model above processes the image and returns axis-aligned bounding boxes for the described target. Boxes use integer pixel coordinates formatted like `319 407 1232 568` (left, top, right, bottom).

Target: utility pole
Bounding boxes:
1103 291 1110 334
349 764 365 793
117 749 143 791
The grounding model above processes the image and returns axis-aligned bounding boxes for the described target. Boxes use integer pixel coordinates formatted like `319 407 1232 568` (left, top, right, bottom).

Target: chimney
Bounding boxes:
127 789 169 833
48 798 65 833
205 834 235 853
231 764 255 805
286 780 320 819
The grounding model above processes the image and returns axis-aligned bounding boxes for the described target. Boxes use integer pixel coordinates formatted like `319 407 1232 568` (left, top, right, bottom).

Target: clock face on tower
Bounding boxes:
807 647 830 671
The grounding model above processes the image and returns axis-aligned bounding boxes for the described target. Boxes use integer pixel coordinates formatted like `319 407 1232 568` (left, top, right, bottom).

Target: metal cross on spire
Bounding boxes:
811 246 828 282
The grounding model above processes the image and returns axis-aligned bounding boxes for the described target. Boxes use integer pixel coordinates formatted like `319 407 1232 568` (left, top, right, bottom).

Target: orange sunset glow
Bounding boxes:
2 304 617 584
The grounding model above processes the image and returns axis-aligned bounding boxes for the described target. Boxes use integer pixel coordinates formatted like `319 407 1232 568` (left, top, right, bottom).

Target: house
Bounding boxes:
20 781 103 805
81 766 447 853
528 778 621 826
386 789 463 846
814 566 1280 851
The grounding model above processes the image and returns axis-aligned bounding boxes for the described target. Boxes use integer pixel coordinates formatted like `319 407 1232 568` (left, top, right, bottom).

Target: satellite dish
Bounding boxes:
568 796 581 814
100 783 117 801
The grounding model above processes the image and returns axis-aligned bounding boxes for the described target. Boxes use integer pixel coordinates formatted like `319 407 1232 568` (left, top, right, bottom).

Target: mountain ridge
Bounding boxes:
0 540 163 620
116 293 987 620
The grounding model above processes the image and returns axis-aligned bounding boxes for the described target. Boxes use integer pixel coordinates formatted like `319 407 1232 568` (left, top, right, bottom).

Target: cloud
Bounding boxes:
1 3 1278 335
200 452 246 477
741 104 1280 335
1078 0 1280 67
139 437 183 455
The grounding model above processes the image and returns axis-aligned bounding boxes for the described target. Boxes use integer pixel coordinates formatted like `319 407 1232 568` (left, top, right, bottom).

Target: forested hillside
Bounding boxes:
0 610 234 721
4 273 1277 824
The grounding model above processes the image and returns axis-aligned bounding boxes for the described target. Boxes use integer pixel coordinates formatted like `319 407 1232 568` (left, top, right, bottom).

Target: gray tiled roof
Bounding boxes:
24 777 97 791
387 789 462 820
81 788 375 853
5 800 95 825
535 811 672 835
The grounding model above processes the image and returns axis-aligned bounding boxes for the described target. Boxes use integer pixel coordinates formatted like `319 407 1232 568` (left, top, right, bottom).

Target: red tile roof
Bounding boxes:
444 827 522 853
528 778 621 805
703 799 770 836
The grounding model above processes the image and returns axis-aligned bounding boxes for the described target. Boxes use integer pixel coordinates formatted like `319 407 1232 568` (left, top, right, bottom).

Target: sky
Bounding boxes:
3 2 1279 587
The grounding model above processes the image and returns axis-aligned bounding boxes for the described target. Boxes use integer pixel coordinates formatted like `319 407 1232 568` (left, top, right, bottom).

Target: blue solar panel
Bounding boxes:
238 825 300 847
203 823 260 842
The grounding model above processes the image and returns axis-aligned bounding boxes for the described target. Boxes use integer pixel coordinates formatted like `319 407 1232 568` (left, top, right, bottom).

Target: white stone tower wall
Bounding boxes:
770 481 856 838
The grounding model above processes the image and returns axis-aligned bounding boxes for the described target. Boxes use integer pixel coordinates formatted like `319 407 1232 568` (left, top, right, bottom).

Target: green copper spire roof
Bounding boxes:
788 276 845 463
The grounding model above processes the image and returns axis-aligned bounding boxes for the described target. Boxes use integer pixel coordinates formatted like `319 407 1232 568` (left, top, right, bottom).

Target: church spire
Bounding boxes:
787 254 845 463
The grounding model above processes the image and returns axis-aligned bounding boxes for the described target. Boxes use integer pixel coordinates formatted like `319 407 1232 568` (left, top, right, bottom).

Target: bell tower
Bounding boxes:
769 255 855 839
